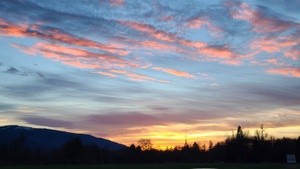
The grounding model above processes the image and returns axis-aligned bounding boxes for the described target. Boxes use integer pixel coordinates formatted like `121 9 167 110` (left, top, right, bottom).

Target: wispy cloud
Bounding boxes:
153 67 195 79
22 116 74 128
12 42 137 69
109 0 124 7
251 36 298 54
231 2 296 33
0 19 129 56
109 69 167 83
121 21 177 43
267 67 300 78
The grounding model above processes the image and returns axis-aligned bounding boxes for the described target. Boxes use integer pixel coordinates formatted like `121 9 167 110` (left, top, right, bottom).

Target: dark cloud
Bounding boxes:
2 74 82 100
257 0 300 14
235 83 300 107
150 106 171 111
86 112 159 126
3 66 30 76
0 0 117 37
35 71 45 78
22 116 74 128
2 66 46 77
85 111 211 128
5 67 19 74
0 103 14 111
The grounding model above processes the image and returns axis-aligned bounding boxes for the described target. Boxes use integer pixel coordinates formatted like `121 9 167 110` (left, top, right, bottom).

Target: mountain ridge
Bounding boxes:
0 125 126 151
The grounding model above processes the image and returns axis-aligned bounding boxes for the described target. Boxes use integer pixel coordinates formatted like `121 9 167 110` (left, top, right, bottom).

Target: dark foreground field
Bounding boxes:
0 163 299 169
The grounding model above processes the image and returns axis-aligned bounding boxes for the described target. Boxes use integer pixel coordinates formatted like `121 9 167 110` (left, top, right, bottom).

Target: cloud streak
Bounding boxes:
267 67 300 78
231 2 296 33
13 42 137 69
153 67 195 79
0 19 129 56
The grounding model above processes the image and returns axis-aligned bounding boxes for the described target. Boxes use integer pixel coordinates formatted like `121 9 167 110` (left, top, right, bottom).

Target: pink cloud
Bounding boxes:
13 42 138 69
179 40 207 49
153 67 195 79
285 49 300 60
267 67 300 78
110 69 167 82
231 3 294 33
250 58 285 66
0 19 28 37
121 21 177 42
109 0 124 6
200 46 236 59
186 17 206 29
97 71 117 78
87 113 158 126
185 17 222 35
140 41 177 51
121 20 239 64
251 36 298 51
266 58 279 65
121 20 210 50
0 19 129 56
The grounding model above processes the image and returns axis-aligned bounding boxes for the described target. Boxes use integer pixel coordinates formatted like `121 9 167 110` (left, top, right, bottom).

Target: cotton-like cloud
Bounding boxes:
267 67 300 78
153 67 195 79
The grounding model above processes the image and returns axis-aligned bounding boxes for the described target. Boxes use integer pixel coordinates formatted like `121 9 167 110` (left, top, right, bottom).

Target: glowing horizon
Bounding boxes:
0 0 299 149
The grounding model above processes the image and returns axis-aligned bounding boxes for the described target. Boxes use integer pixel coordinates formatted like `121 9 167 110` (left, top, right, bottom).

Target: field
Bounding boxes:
0 163 299 169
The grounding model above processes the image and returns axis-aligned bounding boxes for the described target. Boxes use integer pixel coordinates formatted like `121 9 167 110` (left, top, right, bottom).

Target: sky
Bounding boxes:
0 0 300 149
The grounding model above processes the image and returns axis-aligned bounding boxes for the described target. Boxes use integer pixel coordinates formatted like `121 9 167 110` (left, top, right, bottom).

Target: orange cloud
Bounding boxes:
267 67 300 78
153 67 195 79
0 19 129 56
0 19 28 37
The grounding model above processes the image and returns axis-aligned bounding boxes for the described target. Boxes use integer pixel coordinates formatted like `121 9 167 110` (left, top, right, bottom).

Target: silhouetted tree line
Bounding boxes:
1 126 299 165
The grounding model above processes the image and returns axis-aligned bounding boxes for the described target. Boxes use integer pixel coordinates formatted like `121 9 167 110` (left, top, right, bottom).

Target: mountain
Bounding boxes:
0 125 126 151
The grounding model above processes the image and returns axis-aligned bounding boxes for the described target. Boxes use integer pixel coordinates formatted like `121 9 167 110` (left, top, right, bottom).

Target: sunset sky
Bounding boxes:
0 0 300 149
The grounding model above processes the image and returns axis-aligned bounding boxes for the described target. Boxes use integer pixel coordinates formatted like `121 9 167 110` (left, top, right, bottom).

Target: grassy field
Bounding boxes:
0 163 299 169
